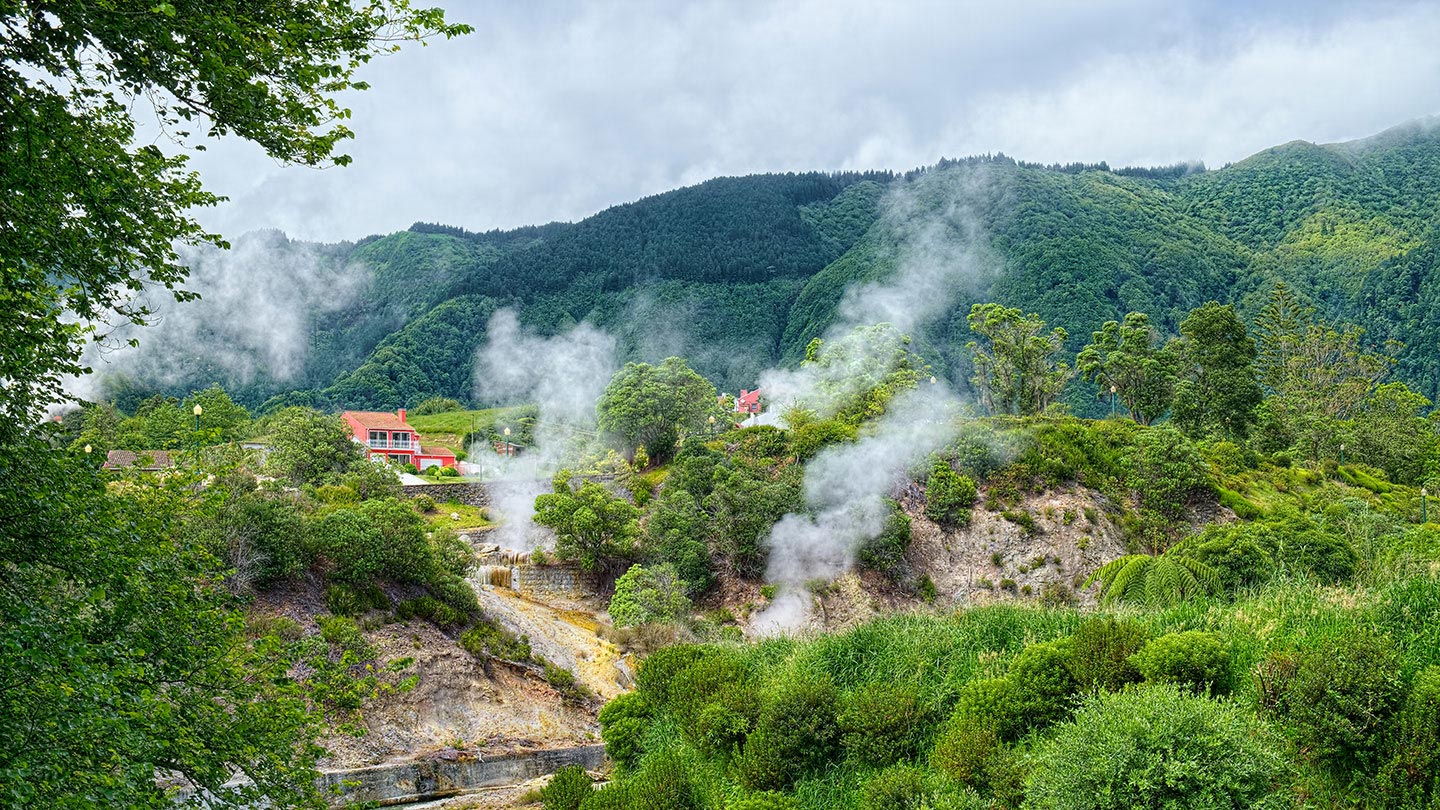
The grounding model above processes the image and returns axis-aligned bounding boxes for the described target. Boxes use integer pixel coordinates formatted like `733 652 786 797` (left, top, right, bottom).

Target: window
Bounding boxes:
391 431 412 448
368 430 387 448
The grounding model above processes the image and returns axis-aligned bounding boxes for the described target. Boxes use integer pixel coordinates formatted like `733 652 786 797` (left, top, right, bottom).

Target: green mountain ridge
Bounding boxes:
104 118 1440 412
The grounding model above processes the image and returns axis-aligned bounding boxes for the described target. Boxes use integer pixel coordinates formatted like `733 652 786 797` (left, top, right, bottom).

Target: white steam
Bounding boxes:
471 308 618 550
69 230 366 401
751 385 962 633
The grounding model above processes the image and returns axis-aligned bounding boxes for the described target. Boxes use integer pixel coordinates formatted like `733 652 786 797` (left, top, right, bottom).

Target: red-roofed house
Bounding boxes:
736 389 762 415
340 408 456 470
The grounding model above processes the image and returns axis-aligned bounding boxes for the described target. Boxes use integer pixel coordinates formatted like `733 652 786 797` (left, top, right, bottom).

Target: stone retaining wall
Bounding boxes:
404 483 489 507
318 745 606 806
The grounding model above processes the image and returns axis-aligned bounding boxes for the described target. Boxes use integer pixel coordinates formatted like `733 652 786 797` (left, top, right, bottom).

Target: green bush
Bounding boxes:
1284 630 1403 775
1129 631 1230 695
1180 525 1274 592
1025 684 1286 810
324 582 390 616
1006 639 1078 732
930 714 1003 789
413 494 437 512
860 764 928 810
435 464 461 478
308 498 434 584
694 698 754 759
669 650 750 731
735 676 840 790
609 563 692 628
728 792 799 810
314 483 359 505
634 644 713 707
395 595 463 628
952 677 1021 740
316 614 373 659
541 764 593 810
925 462 978 527
1124 425 1211 521
624 750 698 810
858 501 913 582
459 619 532 662
579 782 632 810
1377 665 1440 807
1066 617 1148 692
839 684 928 767
597 692 650 770
792 419 856 460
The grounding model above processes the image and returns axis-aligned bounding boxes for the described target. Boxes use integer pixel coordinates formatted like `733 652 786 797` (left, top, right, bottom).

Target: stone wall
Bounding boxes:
403 482 488 507
317 744 606 806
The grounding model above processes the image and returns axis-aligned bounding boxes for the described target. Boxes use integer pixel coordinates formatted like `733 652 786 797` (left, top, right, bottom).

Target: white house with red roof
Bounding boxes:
340 408 456 470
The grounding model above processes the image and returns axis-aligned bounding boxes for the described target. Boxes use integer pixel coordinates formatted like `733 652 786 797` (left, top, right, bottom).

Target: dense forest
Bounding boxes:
97 119 1440 414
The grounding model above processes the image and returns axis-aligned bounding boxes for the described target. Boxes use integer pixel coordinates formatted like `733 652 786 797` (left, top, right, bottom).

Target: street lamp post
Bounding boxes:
192 404 203 458
503 426 512 458
1109 385 1117 419
1339 443 1345 466
707 414 716 437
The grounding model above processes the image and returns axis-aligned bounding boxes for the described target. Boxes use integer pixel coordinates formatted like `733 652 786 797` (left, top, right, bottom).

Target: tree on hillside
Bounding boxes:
534 471 642 574
597 357 718 461
1169 303 1263 441
797 323 925 425
966 303 1073 416
264 407 369 487
1254 281 1310 393
1076 312 1178 425
186 385 253 442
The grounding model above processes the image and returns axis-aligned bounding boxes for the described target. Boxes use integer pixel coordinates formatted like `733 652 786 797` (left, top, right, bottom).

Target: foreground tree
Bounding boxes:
1169 302 1262 440
534 471 642 574
966 303 1073 416
1075 312 1177 425
0 4 469 805
597 357 718 461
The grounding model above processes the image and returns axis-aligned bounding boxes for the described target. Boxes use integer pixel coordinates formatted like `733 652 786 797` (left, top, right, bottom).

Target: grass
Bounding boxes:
419 501 494 531
405 406 530 455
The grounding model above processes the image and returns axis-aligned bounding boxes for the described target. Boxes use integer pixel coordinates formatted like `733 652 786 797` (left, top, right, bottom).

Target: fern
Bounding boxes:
1085 551 1220 607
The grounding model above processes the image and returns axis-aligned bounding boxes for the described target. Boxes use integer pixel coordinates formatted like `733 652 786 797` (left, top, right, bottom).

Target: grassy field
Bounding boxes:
406 407 530 455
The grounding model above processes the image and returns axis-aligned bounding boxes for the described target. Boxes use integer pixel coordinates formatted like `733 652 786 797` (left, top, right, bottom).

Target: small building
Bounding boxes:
102 450 176 472
340 408 456 470
736 388 762 415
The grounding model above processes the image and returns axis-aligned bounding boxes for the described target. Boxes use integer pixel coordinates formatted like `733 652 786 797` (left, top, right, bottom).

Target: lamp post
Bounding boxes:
1109 385 1117 419
930 375 937 386
1339 443 1345 467
192 404 203 457
84 444 92 467
708 414 716 437
503 426 512 458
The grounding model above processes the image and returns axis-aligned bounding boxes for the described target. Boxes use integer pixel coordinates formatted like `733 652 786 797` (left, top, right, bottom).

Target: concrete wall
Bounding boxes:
317 745 606 806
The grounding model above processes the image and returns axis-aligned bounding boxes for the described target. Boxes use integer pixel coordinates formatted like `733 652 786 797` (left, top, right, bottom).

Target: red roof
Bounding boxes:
102 450 176 470
419 445 455 458
343 410 412 430
738 389 761 407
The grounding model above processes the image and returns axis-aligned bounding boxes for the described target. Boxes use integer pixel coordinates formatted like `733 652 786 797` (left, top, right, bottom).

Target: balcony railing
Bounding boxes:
367 440 413 450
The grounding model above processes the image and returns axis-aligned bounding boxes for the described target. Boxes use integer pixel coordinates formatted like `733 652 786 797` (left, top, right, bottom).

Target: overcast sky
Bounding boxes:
173 0 1440 243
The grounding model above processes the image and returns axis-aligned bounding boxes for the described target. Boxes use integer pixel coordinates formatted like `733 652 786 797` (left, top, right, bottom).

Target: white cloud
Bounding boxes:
181 0 1440 242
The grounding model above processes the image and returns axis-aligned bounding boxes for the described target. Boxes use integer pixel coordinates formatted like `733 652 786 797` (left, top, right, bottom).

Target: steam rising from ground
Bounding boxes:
752 167 1002 633
751 385 962 633
758 166 1000 421
69 230 365 401
471 308 617 550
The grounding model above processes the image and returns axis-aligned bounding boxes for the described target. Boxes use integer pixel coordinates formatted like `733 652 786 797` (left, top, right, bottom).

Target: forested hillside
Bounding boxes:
106 120 1440 411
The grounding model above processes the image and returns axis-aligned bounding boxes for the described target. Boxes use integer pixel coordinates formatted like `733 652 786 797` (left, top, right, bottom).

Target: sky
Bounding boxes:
172 0 1440 243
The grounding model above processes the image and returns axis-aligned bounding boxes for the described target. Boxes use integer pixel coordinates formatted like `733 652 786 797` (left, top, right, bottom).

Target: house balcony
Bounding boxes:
367 440 413 451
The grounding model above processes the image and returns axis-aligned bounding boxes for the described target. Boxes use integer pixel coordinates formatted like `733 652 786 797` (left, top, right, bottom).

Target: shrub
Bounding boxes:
579 782 632 810
1006 639 1078 732
925 462 978 527
609 564 692 628
860 764 928 810
728 792 799 810
395 595 463 628
399 462 419 474
694 698 754 759
413 494 437 512
1130 631 1229 695
436 464 461 478
1124 425 1211 521
1377 665 1440 806
1066 617 1148 693
598 693 651 770
459 619 532 662
735 676 840 790
314 483 359 505
625 750 698 810
839 684 928 767
669 650 750 731
1284 630 1403 774
952 677 1021 740
1025 684 1286 810
541 764 593 810
918 574 938 603
930 714 1003 789
246 613 303 641
634 644 713 707
316 614 373 659
308 498 433 584
792 419 857 460
857 501 913 582
324 582 390 616
1179 525 1273 592
412 397 462 416
427 573 479 615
